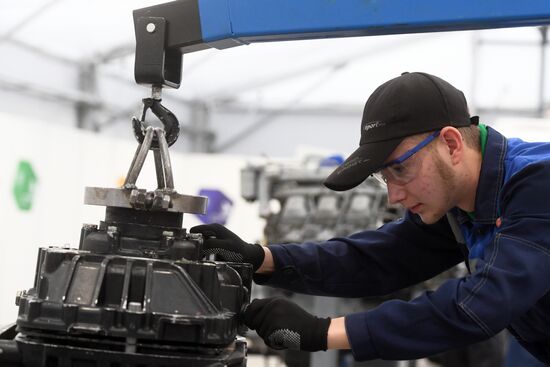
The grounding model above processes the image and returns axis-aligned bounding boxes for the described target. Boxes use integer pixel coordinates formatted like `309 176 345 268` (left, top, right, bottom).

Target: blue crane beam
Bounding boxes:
133 0 550 87
198 0 550 51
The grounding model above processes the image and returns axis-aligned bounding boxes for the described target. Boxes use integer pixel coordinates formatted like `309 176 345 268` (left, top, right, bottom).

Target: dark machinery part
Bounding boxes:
133 0 550 89
0 118 252 366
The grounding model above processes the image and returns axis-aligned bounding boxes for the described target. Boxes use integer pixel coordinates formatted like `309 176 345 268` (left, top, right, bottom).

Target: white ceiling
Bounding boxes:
1 1 548 112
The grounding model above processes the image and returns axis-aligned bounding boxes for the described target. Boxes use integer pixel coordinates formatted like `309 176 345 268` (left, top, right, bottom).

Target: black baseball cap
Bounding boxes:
323 72 478 191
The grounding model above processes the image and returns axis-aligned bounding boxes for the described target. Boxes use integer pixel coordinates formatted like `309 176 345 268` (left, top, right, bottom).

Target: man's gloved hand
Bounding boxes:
244 297 331 351
190 223 265 271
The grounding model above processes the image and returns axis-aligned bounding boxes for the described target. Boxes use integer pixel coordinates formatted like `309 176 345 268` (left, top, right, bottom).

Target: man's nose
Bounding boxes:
387 182 406 205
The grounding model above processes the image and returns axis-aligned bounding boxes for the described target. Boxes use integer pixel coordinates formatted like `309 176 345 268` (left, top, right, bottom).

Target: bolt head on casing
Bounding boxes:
15 290 27 306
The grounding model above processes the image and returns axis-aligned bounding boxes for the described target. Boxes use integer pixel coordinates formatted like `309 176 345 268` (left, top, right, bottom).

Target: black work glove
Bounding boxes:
244 297 331 352
190 223 265 271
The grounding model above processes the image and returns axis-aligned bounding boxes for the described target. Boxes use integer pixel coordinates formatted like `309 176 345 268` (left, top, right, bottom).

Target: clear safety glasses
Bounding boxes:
372 130 440 186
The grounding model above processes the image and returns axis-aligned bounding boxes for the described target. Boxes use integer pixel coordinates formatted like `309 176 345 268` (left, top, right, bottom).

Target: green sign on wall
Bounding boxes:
13 160 38 211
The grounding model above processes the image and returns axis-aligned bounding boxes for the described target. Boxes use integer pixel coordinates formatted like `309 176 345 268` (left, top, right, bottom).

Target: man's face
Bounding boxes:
383 134 458 224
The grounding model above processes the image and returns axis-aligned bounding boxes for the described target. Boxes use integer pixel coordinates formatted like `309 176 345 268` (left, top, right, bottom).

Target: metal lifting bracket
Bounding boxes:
125 125 174 191
84 97 207 214
134 16 182 88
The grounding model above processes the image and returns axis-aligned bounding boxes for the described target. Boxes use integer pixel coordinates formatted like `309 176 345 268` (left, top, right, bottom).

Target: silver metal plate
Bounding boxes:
84 187 208 214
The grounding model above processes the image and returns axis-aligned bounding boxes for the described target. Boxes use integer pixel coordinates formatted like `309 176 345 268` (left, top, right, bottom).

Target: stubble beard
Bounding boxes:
432 152 458 219
417 151 458 224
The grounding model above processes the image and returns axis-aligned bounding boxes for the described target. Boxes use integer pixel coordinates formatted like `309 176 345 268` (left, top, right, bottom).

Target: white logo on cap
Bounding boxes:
337 157 370 174
364 121 386 132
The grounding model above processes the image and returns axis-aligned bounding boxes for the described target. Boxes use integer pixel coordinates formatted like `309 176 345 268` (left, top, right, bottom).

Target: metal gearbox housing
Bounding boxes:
0 118 252 367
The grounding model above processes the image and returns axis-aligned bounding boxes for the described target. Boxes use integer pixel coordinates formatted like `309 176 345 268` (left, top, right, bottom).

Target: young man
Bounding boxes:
191 72 550 363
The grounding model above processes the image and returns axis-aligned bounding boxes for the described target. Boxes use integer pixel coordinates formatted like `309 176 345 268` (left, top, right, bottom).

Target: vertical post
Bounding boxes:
538 26 548 117
76 62 99 131
470 32 480 116
189 101 215 152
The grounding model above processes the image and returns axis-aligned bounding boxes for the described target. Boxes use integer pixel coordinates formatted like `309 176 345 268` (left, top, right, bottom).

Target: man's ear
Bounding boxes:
439 126 463 165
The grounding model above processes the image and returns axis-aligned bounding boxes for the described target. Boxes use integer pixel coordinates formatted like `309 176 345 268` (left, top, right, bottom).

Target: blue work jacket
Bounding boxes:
255 127 550 363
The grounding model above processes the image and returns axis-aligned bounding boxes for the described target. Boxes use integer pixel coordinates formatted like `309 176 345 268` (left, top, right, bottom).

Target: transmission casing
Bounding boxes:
11 200 252 366
1 125 252 367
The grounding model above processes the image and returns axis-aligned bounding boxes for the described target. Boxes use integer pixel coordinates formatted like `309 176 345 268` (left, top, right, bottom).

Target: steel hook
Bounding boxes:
132 98 180 148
